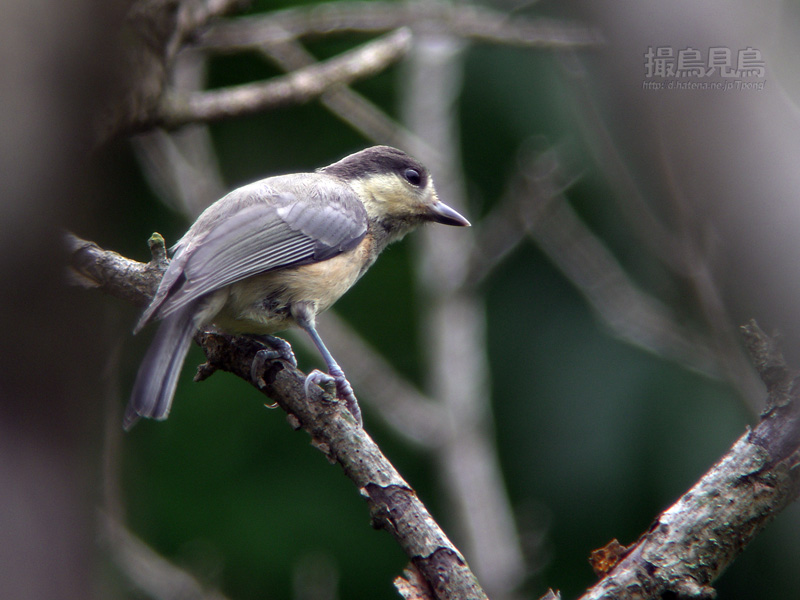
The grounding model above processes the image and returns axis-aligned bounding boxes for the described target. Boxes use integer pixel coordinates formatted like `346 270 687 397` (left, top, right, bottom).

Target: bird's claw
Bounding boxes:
304 369 363 426
250 349 274 389
250 335 297 388
257 335 297 367
304 369 336 396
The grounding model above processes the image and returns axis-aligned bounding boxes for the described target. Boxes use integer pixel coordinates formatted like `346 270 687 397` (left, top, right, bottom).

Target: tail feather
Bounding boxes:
125 303 199 430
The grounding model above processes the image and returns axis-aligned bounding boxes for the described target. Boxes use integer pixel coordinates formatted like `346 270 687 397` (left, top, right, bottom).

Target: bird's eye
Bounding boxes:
404 168 422 186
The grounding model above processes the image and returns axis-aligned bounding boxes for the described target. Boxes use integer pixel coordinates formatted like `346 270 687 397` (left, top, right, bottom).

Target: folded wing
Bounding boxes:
136 178 368 330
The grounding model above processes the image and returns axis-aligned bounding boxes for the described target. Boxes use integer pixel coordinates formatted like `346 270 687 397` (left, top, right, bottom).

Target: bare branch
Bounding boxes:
200 330 490 600
67 233 489 600
575 323 800 600
512 149 733 380
200 2 600 50
97 0 250 142
258 36 427 151
65 232 167 308
159 28 412 128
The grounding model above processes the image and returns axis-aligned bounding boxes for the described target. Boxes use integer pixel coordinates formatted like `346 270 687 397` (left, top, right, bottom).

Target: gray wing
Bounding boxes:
137 178 367 329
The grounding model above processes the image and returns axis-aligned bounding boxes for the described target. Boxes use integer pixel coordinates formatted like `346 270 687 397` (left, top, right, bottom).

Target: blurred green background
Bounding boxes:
79 1 800 599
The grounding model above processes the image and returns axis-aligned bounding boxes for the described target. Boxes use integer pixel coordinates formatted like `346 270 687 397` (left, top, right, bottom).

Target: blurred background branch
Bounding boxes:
158 28 414 127
199 1 600 50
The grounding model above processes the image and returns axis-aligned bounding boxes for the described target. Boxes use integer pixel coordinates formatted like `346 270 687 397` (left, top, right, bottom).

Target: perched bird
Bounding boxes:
125 146 470 429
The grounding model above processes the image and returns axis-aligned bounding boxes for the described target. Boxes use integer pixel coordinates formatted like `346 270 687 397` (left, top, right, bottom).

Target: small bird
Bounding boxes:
125 146 470 429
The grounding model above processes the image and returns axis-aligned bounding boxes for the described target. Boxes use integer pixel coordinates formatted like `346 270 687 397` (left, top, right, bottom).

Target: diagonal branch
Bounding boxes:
257 34 427 152
572 321 800 600
158 28 412 128
66 232 489 600
512 149 731 381
198 329 488 600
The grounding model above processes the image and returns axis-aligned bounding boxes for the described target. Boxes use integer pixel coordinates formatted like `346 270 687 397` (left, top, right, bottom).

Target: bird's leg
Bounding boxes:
249 334 297 389
292 304 363 426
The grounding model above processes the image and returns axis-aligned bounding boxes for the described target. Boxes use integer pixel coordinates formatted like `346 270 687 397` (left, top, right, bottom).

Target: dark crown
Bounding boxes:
322 146 429 187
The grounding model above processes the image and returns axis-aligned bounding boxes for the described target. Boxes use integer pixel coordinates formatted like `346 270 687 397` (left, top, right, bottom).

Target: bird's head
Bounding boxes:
321 146 470 237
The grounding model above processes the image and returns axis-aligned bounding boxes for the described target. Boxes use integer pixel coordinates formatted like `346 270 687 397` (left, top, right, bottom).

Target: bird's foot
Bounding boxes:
250 335 297 388
304 369 363 426
254 334 297 366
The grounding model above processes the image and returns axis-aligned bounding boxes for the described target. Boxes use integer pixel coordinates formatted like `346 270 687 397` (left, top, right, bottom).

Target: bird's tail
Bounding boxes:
124 303 198 430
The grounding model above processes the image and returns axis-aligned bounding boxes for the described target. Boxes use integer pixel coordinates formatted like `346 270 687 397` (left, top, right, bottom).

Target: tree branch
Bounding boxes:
257 35 428 152
313 313 449 448
158 28 412 128
511 148 739 386
570 321 800 600
97 0 250 142
65 232 167 307
66 233 489 600
200 1 600 50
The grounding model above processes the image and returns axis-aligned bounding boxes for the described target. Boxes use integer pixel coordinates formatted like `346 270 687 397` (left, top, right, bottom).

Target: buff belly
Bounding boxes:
206 239 374 335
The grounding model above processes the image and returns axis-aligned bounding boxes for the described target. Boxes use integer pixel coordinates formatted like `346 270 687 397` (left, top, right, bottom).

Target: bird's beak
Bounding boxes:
428 201 471 227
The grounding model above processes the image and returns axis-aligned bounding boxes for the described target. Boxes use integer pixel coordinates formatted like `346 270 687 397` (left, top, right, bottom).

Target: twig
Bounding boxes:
97 0 250 143
572 321 800 600
66 233 489 600
257 35 427 152
159 28 412 128
200 1 600 50
65 232 167 307
513 148 730 379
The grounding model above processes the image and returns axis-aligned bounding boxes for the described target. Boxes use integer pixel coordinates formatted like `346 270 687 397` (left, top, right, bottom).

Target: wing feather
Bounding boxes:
140 178 367 326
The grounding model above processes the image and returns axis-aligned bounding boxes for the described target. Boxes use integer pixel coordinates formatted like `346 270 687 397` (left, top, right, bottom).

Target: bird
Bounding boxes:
125 145 470 430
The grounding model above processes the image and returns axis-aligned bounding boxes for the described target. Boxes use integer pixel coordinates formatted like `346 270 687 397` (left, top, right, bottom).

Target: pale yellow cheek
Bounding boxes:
352 175 427 220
